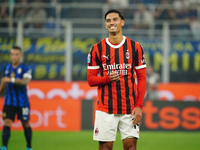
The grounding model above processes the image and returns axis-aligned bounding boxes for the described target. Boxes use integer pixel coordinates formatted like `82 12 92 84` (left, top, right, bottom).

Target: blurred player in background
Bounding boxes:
146 65 160 101
87 9 146 150
0 46 32 150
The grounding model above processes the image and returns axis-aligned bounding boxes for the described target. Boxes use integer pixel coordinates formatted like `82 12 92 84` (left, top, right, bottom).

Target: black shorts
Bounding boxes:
3 105 30 122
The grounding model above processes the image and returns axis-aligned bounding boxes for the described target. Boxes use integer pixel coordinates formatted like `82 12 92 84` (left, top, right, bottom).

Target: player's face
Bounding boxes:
10 49 22 65
105 13 124 34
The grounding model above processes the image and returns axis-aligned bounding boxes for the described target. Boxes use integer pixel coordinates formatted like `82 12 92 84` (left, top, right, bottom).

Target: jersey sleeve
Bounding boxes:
135 68 146 109
87 45 101 70
87 44 110 87
135 43 146 70
3 64 10 77
23 65 32 79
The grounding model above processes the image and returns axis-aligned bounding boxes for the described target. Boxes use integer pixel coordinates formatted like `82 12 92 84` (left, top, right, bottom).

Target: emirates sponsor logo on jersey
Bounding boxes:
102 63 132 70
102 63 132 75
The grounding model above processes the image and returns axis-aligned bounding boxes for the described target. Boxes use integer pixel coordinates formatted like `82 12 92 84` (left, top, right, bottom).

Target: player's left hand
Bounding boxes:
131 107 142 126
2 77 11 83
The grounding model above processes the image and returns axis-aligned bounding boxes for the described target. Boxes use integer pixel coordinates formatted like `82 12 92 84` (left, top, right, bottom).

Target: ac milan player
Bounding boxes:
87 9 146 150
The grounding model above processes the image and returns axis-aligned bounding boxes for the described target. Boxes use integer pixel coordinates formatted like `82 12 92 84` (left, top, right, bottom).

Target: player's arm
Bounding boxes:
135 68 146 109
0 66 7 93
132 43 147 125
134 43 147 109
87 69 110 87
1 77 31 85
87 69 119 87
15 66 32 85
87 45 119 87
132 68 146 125
0 78 6 93
1 67 32 86
14 78 31 85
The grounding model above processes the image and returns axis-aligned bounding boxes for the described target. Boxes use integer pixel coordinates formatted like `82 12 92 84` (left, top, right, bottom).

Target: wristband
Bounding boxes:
11 77 15 83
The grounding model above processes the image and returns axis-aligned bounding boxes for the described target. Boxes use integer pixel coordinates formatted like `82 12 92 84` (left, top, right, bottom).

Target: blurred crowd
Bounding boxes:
0 0 200 38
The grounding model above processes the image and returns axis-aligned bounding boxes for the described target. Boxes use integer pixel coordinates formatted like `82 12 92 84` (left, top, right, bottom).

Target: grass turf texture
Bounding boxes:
0 131 199 150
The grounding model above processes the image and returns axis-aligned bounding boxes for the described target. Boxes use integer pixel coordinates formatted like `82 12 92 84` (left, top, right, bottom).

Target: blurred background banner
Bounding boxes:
1 81 199 131
158 83 200 101
0 37 199 81
0 99 82 131
141 100 200 131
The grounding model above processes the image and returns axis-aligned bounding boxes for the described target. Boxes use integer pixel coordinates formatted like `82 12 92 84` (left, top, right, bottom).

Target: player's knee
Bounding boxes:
123 138 137 150
99 141 113 150
125 144 136 150
3 119 13 127
22 121 30 128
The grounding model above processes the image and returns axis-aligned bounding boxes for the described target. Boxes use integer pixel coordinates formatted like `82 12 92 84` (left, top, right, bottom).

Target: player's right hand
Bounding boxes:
109 71 120 82
2 77 11 83
1 78 6 84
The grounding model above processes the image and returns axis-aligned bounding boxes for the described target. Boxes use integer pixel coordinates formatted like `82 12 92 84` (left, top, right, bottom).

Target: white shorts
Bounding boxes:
93 110 139 141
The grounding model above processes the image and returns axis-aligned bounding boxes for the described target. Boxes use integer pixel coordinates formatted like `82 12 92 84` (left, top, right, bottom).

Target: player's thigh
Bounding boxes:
17 106 30 123
123 138 137 150
3 105 15 122
93 110 119 142
118 114 139 140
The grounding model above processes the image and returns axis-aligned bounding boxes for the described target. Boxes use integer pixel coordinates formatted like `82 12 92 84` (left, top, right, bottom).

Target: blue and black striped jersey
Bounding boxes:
3 63 32 107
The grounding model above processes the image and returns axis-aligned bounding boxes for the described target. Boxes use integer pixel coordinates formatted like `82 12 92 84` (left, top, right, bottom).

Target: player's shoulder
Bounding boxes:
4 63 12 70
3 63 11 76
5 63 11 67
20 63 29 69
126 37 143 51
126 37 140 46
21 63 32 72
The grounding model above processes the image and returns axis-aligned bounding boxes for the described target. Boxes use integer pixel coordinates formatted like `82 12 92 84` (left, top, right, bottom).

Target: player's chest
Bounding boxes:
6 67 23 78
101 49 133 65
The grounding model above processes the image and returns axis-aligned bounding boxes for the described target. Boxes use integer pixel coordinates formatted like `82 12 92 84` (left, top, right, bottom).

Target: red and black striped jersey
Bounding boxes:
87 36 146 114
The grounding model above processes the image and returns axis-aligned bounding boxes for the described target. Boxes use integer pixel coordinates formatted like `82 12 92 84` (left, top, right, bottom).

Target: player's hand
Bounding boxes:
109 71 120 82
2 77 11 83
131 107 142 126
0 78 6 91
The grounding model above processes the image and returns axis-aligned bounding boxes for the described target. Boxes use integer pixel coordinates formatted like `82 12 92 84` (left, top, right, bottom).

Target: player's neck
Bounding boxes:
108 33 123 45
12 62 20 68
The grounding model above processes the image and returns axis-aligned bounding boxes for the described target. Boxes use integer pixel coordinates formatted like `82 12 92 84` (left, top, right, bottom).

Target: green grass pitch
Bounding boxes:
0 130 199 150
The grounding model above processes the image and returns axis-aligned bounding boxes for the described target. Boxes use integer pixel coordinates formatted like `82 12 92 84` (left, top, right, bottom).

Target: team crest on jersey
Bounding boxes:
125 50 130 59
95 127 99 136
18 68 22 74
87 54 91 63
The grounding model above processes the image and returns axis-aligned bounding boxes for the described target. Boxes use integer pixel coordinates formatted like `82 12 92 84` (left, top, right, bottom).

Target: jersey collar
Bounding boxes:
106 36 126 49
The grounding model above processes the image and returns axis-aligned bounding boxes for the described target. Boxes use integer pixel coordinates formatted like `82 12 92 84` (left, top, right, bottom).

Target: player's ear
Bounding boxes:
121 20 125 27
20 51 23 57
